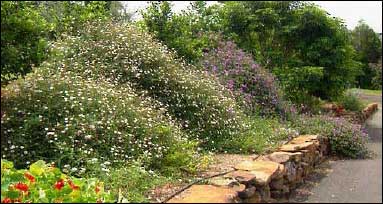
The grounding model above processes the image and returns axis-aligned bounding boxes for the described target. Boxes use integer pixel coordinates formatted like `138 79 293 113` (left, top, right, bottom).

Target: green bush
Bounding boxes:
141 1 223 63
1 1 50 84
273 66 324 113
292 115 369 158
1 68 200 175
1 160 115 203
370 60 382 90
335 91 364 112
47 21 248 151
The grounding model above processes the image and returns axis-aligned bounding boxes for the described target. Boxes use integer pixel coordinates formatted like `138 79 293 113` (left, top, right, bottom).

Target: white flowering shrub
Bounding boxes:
1 67 200 176
47 22 248 151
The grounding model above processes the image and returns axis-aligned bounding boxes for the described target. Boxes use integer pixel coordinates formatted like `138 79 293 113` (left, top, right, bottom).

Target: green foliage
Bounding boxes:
83 161 168 203
1 66 199 175
279 5 360 99
141 1 364 106
1 1 50 84
1 1 128 85
219 1 305 68
214 2 361 101
352 20 382 64
1 160 114 203
351 20 383 89
369 60 382 90
351 21 382 90
38 1 110 38
292 115 369 158
273 66 324 108
49 21 249 152
226 117 298 154
141 1 223 63
335 91 364 112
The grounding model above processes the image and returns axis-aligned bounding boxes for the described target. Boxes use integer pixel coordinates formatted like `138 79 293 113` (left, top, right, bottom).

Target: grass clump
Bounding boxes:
335 91 365 112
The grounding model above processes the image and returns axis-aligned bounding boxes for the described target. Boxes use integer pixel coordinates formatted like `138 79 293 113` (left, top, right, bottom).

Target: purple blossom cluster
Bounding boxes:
200 40 296 118
296 114 369 158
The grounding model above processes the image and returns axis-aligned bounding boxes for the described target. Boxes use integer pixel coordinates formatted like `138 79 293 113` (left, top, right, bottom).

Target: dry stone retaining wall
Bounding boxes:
361 103 379 121
167 134 330 203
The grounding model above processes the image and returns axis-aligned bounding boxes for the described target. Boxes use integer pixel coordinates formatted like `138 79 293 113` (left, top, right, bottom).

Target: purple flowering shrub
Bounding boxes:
200 40 296 119
293 115 369 158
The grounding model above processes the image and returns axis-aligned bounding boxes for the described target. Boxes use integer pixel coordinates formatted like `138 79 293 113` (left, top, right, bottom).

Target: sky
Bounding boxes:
121 1 382 33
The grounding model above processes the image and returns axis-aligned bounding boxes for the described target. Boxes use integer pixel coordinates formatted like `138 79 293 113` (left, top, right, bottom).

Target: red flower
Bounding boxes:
67 179 80 190
15 182 28 192
1 198 12 203
24 172 35 183
54 179 65 190
95 185 100 194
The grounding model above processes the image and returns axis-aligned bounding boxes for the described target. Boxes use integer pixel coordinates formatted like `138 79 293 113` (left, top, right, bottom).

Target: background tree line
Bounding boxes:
1 1 382 106
140 1 382 106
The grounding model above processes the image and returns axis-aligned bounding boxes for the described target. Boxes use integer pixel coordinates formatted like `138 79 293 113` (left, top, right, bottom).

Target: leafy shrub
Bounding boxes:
292 115 369 158
369 60 382 90
46 21 248 151
335 91 364 112
141 1 223 63
200 39 296 119
1 160 114 203
1 68 200 175
1 1 49 84
273 66 324 113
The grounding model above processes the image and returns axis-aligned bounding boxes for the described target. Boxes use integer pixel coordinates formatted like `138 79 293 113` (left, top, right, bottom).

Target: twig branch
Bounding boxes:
161 169 235 203
161 155 261 203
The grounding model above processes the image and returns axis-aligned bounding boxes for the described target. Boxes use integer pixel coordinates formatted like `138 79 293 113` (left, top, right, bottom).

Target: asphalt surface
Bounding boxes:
299 94 382 203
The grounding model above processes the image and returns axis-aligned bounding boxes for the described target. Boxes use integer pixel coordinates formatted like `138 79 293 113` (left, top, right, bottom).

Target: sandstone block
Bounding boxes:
244 191 261 203
238 186 256 199
167 185 239 203
224 170 257 185
234 160 284 185
266 151 302 163
278 141 316 152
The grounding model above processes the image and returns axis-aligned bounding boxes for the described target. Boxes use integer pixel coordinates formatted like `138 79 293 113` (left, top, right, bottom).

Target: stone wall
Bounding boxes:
167 134 330 203
361 103 379 121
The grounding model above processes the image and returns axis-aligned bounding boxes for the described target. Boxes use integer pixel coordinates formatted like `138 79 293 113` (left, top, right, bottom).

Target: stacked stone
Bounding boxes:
361 103 379 121
167 135 329 203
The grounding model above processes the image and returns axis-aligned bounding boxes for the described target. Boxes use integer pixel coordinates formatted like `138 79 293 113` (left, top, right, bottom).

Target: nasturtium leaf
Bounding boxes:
1 160 14 170
29 160 47 176
7 190 20 199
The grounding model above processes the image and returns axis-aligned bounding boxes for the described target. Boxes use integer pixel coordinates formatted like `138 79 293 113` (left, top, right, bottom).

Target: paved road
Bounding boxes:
292 93 382 203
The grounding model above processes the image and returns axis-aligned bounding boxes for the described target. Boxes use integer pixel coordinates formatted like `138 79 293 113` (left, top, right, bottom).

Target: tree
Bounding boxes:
351 20 382 89
1 1 121 85
1 1 50 84
141 1 222 63
219 2 360 100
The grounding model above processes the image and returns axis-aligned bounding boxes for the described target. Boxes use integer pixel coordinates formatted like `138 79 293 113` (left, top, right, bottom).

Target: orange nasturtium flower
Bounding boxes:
54 179 65 190
95 185 100 194
1 198 12 203
15 182 29 192
24 172 36 183
67 179 80 190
